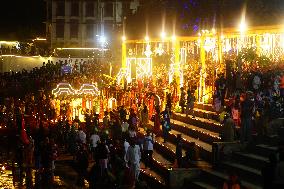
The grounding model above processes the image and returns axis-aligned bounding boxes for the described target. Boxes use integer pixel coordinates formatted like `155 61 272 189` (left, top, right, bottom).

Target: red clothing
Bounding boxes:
280 75 284 89
154 113 161 135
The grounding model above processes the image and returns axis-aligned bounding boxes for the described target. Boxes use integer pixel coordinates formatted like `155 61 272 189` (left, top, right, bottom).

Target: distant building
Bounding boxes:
46 0 140 48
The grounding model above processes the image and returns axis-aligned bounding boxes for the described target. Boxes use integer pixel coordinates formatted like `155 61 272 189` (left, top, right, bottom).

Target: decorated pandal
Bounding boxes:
52 83 102 122
118 25 284 104
51 82 162 123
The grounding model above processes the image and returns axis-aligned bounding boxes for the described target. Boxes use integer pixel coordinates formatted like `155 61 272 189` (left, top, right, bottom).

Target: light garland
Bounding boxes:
144 44 152 57
52 83 99 97
117 58 133 85
168 48 186 87
136 58 152 78
155 43 165 56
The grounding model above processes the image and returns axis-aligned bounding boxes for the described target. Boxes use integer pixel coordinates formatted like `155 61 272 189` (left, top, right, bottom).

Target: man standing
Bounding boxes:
223 113 235 142
78 127 86 144
141 105 149 129
186 89 195 118
240 92 254 143
219 74 226 106
126 139 141 184
90 131 100 160
179 87 186 114
121 119 129 139
143 130 154 168
162 106 171 143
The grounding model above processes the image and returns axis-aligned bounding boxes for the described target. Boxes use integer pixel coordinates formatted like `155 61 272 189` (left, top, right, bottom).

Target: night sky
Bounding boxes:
0 0 284 40
0 0 45 40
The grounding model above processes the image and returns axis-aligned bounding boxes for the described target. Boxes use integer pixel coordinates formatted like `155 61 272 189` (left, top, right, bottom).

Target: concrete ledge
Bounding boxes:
168 168 201 189
212 141 241 165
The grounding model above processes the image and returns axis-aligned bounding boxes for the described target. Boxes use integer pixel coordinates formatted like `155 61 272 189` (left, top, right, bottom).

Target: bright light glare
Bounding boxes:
145 36 150 41
122 36 126 41
239 21 247 33
160 32 166 39
99 36 106 44
171 35 176 41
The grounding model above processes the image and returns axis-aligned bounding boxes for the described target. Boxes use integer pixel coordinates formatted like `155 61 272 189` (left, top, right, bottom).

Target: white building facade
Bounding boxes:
46 0 139 48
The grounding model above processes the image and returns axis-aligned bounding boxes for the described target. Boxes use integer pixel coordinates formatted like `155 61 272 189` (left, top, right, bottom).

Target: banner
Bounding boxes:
61 65 72 74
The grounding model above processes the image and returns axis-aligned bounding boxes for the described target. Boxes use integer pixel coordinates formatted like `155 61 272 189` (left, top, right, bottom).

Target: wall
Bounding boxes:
0 56 89 72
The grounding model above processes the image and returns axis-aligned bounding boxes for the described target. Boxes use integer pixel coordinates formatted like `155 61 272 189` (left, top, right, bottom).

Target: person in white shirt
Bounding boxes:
121 119 129 137
123 138 130 162
126 139 141 182
90 132 100 159
78 128 86 144
143 130 154 168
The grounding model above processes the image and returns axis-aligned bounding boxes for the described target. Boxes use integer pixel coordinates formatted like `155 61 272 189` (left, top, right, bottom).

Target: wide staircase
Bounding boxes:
138 103 278 189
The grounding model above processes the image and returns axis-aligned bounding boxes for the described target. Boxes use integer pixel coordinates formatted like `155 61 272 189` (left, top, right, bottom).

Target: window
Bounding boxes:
104 3 113 17
71 2 79 17
56 20 64 38
70 20 79 38
85 2 94 17
86 24 94 39
56 2 65 16
104 22 113 33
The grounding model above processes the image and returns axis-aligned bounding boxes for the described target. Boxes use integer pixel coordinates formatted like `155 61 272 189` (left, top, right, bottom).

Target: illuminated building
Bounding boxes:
46 0 140 48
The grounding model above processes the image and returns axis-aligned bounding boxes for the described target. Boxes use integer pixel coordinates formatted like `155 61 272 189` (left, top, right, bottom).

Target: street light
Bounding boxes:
99 36 106 45
160 32 166 40
171 35 176 41
145 36 150 42
239 20 247 33
122 36 126 41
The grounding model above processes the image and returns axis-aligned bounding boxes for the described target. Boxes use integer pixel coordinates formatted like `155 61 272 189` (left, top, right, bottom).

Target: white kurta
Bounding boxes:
126 145 141 181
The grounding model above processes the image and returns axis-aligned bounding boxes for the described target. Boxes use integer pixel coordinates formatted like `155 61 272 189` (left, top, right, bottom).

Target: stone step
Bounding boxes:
140 165 166 189
251 144 278 158
168 130 212 162
153 137 185 162
150 149 172 178
232 151 269 170
200 169 262 189
146 123 212 162
221 161 262 185
195 103 215 112
193 108 219 121
173 113 223 134
187 180 218 189
171 119 221 144
138 129 180 163
139 128 212 168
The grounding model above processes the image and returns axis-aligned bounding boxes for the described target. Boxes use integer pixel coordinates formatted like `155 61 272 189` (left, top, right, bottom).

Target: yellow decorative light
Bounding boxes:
56 47 108 51
204 37 216 52
0 41 18 45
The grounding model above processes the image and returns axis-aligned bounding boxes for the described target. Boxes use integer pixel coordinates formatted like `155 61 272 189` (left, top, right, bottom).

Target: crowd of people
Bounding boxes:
209 70 284 143
7 102 170 188
0 52 284 189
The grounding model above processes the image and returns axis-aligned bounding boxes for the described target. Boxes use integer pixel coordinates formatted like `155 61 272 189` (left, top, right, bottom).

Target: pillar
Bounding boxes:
122 41 126 69
217 35 223 65
256 34 261 56
173 39 181 94
199 35 206 103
